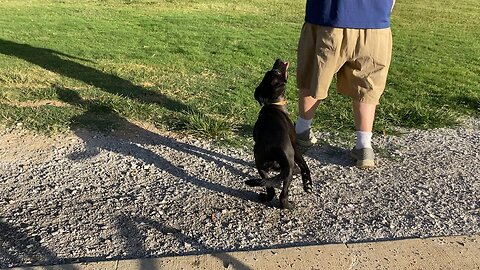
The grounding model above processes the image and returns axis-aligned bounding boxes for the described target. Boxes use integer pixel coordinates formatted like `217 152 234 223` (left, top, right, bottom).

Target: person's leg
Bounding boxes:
352 100 376 132
295 24 343 153
295 88 322 134
337 28 392 168
295 89 320 151
299 89 322 120
353 100 376 150
350 100 376 168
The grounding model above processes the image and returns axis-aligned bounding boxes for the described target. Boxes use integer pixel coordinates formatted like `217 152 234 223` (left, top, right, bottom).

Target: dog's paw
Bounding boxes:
302 177 313 193
245 179 263 187
258 193 274 202
303 185 313 193
280 200 295 210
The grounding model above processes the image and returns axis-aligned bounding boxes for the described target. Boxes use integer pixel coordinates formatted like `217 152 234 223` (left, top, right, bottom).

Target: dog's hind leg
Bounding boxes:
257 169 275 202
294 150 313 193
245 167 282 188
259 187 275 202
270 150 295 209
279 172 294 209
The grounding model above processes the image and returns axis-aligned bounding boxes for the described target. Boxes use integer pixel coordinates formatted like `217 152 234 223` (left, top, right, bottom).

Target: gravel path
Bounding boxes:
1 118 479 268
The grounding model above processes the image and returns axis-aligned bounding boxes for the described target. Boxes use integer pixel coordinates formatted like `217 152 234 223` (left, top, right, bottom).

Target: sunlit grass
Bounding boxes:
0 0 478 143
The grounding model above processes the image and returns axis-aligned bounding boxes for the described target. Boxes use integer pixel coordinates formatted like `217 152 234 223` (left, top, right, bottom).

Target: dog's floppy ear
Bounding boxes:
254 70 272 105
254 85 263 105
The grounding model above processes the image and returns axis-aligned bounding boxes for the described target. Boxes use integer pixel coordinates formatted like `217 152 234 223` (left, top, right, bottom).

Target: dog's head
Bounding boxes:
254 59 289 106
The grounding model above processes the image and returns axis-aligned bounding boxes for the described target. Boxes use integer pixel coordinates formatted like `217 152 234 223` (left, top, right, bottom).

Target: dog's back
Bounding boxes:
253 105 295 162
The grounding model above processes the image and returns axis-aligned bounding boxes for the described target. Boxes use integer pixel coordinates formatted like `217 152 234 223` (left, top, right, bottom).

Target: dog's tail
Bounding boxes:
245 177 282 188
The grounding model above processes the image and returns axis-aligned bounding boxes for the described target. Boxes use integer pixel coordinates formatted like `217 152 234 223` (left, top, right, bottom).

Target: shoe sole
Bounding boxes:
350 152 375 169
355 159 375 169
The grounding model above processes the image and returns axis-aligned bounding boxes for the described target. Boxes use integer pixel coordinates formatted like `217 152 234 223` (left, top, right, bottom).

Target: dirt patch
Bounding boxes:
0 129 75 164
7 100 71 108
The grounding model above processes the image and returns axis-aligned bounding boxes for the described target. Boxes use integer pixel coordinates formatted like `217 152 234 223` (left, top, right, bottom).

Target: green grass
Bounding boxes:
0 0 478 145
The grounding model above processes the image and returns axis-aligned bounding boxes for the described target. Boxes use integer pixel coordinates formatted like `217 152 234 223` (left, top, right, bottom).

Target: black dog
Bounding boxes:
245 59 312 209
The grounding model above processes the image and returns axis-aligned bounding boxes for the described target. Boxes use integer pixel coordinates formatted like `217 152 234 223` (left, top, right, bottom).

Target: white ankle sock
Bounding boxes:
355 131 373 149
295 117 312 134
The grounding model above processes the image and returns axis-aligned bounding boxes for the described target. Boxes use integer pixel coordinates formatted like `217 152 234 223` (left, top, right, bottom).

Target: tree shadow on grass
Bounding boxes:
0 38 255 143
0 39 187 111
450 94 480 114
0 37 268 203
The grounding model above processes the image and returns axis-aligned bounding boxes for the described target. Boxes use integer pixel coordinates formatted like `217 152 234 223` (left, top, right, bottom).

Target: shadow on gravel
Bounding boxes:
0 221 78 269
0 126 262 268
304 144 354 167
2 39 312 206
115 214 161 270
114 214 253 270
56 87 261 205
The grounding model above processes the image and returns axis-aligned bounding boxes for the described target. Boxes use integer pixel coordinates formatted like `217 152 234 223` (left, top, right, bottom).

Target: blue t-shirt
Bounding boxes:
305 0 394 29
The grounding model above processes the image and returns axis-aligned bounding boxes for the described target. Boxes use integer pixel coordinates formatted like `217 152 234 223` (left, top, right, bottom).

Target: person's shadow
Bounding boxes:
55 87 262 204
0 220 79 269
304 142 354 167
114 214 254 270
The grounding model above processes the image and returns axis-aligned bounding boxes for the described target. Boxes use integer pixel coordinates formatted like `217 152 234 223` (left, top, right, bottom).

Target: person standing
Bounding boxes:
295 0 396 168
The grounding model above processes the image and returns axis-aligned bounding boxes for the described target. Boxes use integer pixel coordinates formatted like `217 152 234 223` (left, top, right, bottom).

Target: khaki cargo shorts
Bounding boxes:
297 23 393 105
